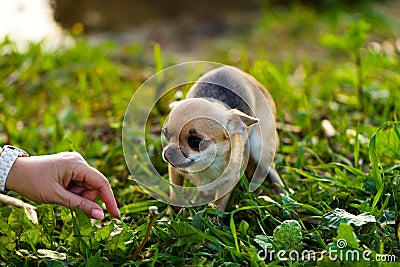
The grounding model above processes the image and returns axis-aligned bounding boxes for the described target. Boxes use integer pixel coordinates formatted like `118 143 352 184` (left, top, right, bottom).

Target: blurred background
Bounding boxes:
2 0 400 63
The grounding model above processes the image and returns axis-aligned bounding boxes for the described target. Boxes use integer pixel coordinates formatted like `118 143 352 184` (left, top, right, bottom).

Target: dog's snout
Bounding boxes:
162 144 196 169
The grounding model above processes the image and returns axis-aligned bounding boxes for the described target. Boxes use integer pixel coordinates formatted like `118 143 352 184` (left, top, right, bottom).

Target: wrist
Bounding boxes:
0 145 29 194
4 156 27 193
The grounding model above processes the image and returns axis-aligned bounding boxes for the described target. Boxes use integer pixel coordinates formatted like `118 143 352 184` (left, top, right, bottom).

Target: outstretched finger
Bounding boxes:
77 165 120 218
57 186 105 220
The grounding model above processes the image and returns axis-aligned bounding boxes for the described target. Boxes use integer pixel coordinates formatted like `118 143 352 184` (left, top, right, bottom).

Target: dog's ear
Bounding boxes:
169 100 183 110
227 109 258 134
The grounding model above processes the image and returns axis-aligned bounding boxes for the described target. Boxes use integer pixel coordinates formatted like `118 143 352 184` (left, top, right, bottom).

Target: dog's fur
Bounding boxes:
162 66 284 210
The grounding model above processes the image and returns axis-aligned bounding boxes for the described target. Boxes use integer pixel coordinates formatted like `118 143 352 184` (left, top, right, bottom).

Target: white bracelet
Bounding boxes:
0 145 29 194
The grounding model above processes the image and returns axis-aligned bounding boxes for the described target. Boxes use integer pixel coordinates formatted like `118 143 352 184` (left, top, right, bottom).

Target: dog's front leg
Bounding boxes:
213 132 244 211
213 174 239 211
169 164 184 204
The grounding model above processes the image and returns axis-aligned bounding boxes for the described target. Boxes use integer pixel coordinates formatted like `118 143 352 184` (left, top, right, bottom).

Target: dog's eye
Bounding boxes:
188 136 202 151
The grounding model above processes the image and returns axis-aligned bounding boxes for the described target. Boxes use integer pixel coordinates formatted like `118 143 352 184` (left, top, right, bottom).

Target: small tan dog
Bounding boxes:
162 66 284 210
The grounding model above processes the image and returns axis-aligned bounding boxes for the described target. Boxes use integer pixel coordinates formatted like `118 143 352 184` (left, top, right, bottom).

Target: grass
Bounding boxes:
0 2 400 266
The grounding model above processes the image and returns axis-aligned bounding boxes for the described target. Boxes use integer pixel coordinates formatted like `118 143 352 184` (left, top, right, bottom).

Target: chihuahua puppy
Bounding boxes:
162 66 284 211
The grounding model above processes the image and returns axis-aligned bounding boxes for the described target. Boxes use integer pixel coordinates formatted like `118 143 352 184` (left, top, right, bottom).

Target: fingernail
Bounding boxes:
91 209 104 220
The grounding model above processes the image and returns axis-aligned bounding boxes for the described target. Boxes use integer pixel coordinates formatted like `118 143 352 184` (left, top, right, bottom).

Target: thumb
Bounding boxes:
62 191 105 220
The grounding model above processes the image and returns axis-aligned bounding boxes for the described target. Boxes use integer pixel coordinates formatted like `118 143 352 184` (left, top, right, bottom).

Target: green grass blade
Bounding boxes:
354 123 360 168
230 205 271 253
120 200 163 214
368 126 383 190
153 43 163 73
371 185 384 214
394 124 400 141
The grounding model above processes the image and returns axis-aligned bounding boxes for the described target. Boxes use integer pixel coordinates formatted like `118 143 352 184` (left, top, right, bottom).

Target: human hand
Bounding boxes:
5 152 120 220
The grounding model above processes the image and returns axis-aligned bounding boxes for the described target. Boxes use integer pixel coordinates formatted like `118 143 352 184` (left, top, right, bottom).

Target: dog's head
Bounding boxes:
162 98 258 173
